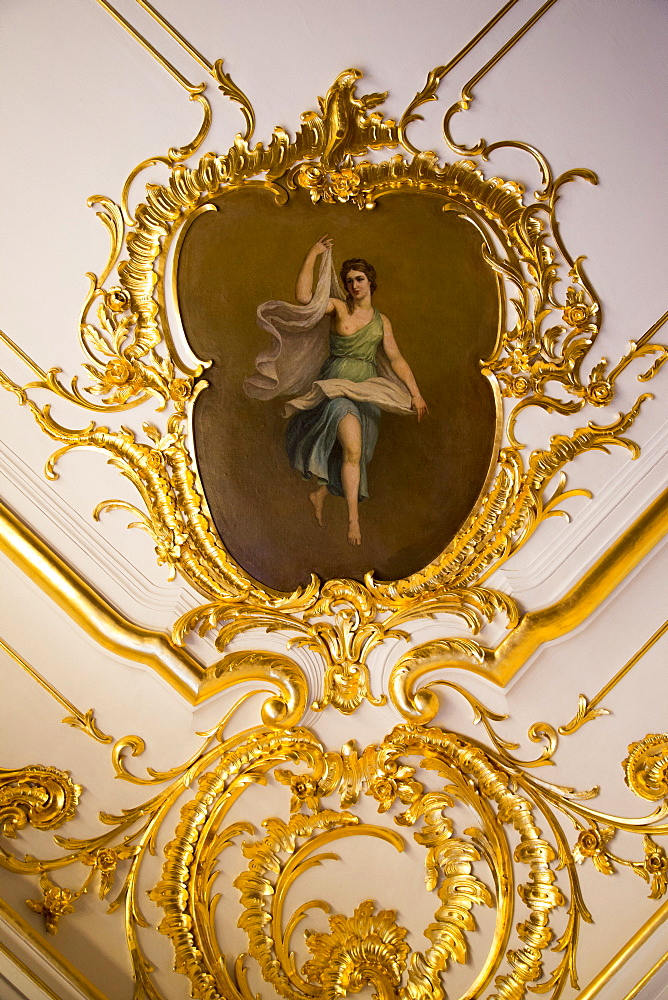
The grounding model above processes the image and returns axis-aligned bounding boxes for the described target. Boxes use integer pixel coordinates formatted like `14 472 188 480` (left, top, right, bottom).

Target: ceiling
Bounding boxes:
1 2 667 999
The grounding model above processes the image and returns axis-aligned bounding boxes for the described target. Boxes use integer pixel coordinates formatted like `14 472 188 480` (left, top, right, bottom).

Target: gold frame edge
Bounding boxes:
577 898 668 1000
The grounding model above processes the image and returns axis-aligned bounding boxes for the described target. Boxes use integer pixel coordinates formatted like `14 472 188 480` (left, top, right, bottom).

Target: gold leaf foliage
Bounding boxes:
302 900 410 997
3 723 668 995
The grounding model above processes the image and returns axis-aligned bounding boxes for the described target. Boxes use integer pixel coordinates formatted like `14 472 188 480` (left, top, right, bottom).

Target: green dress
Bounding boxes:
285 311 384 500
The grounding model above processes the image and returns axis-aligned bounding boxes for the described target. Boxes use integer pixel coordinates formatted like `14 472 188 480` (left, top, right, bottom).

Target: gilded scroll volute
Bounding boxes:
0 765 81 838
623 734 668 801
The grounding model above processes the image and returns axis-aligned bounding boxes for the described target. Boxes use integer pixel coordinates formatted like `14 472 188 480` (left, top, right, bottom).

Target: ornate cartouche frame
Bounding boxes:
10 67 666 714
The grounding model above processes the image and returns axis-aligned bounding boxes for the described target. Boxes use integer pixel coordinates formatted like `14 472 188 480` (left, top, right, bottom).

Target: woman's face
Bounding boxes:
345 269 371 301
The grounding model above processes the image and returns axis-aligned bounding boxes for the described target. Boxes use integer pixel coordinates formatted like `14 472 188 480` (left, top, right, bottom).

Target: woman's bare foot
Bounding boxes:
309 487 327 526
347 520 361 546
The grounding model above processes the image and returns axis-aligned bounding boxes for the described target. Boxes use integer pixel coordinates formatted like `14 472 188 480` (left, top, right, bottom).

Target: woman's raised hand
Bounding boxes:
311 234 333 256
296 236 333 303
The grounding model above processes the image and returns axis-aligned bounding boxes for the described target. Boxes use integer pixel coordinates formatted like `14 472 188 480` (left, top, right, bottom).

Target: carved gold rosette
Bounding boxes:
5 67 666 714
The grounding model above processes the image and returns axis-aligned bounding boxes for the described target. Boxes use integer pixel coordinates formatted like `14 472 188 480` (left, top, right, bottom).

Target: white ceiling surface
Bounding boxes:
1 1 667 999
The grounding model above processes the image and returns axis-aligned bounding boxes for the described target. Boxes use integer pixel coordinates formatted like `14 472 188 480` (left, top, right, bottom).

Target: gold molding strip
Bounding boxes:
487 486 668 684
0 897 110 1000
443 0 560 148
0 499 205 702
463 0 559 96
0 939 62 1000
93 0 204 93
636 307 668 352
134 0 522 88
1 484 667 706
429 0 524 76
576 898 668 1000
558 617 668 734
396 0 524 156
0 634 112 743
621 948 668 1000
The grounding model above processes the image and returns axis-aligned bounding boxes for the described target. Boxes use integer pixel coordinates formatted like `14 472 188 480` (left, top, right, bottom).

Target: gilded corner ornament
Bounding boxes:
1 66 665 714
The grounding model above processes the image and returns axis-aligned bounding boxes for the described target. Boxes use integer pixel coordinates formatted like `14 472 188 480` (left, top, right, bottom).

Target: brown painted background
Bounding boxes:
178 186 500 592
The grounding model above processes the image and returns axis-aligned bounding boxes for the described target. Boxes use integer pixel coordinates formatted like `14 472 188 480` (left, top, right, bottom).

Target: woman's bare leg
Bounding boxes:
337 412 363 545
309 484 328 525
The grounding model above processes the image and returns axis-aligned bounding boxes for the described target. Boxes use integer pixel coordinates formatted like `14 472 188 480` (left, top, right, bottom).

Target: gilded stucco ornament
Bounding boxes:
26 874 80 935
623 734 668 802
0 765 81 839
301 900 410 997
3 720 668 995
0 0 666 992
1 67 666 715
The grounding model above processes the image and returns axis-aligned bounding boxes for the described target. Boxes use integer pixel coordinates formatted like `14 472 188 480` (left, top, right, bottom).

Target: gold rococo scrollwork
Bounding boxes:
3 68 666 713
0 765 81 839
623 734 668 802
4 723 668 998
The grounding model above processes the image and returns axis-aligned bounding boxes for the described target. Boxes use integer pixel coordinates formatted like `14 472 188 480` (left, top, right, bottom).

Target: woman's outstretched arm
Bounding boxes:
295 235 334 303
381 316 428 420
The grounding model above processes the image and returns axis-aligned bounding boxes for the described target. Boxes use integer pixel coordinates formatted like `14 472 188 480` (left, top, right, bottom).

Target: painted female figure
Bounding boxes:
244 237 427 545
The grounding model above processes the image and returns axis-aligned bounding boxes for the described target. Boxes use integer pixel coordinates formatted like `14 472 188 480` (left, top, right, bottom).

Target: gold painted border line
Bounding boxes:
636 307 668 351
442 0 560 153
461 0 559 98
0 634 112 743
133 0 213 73
0 897 111 1000
577 898 668 1000
133 0 522 85
558 616 668 734
432 0 524 77
93 0 203 93
0 328 47 381
0 500 205 702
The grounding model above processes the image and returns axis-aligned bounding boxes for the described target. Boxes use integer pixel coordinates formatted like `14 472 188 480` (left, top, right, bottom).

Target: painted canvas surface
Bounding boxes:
178 186 500 591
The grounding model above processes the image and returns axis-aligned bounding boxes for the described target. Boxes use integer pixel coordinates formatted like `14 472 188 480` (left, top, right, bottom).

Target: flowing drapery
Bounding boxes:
243 248 412 417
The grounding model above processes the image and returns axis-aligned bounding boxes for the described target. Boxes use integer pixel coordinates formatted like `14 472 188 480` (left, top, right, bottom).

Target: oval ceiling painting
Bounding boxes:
177 186 500 592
